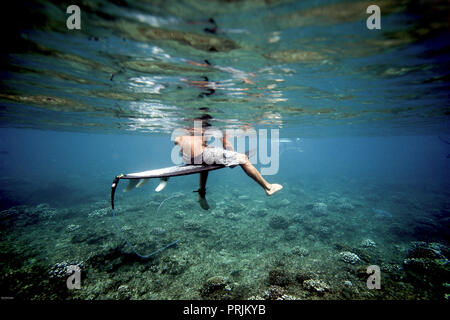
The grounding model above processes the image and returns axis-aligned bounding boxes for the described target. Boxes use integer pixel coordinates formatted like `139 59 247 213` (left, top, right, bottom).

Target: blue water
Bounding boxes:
0 0 449 300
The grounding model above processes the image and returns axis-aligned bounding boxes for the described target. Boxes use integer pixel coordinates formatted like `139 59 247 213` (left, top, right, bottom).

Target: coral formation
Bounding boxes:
269 215 290 229
339 252 361 264
200 276 234 299
361 239 376 248
303 279 330 294
0 177 447 300
268 268 292 286
311 202 328 216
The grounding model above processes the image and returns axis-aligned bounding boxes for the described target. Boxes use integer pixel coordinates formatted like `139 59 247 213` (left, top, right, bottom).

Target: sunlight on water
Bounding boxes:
0 0 448 136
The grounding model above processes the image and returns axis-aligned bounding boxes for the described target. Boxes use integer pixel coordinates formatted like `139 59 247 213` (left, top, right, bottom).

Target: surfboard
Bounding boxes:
111 164 225 209
110 149 255 209
123 164 225 179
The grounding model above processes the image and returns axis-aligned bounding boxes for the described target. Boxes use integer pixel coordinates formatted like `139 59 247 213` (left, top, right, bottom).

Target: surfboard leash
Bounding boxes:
110 175 180 259
111 207 179 259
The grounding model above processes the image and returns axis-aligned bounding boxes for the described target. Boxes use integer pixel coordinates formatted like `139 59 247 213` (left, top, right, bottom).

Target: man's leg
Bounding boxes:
197 171 210 210
238 154 283 196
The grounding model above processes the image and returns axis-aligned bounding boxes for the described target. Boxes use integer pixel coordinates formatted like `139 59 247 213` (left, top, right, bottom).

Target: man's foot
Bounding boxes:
198 196 210 210
265 184 283 196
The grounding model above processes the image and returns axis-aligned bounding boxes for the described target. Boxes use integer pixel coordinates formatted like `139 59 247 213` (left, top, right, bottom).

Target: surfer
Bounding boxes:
174 121 283 210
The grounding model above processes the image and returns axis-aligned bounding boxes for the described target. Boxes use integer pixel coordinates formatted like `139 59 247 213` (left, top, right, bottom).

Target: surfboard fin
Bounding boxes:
155 178 168 192
136 178 149 188
124 179 139 192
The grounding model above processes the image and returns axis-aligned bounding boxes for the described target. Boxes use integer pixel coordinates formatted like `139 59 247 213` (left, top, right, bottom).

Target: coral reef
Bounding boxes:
267 198 290 209
403 241 450 298
281 226 296 241
303 279 330 295
49 261 84 279
88 208 109 218
361 239 376 248
311 202 328 216
0 175 447 300
249 208 268 217
291 246 310 256
66 224 80 232
268 268 292 286
269 215 290 229
200 276 234 299
339 252 361 264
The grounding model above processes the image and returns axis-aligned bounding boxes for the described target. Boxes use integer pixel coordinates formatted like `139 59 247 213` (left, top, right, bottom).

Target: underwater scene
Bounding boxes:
0 0 449 301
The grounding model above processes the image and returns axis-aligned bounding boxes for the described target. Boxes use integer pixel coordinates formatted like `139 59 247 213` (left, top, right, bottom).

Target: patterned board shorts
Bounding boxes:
183 146 242 166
